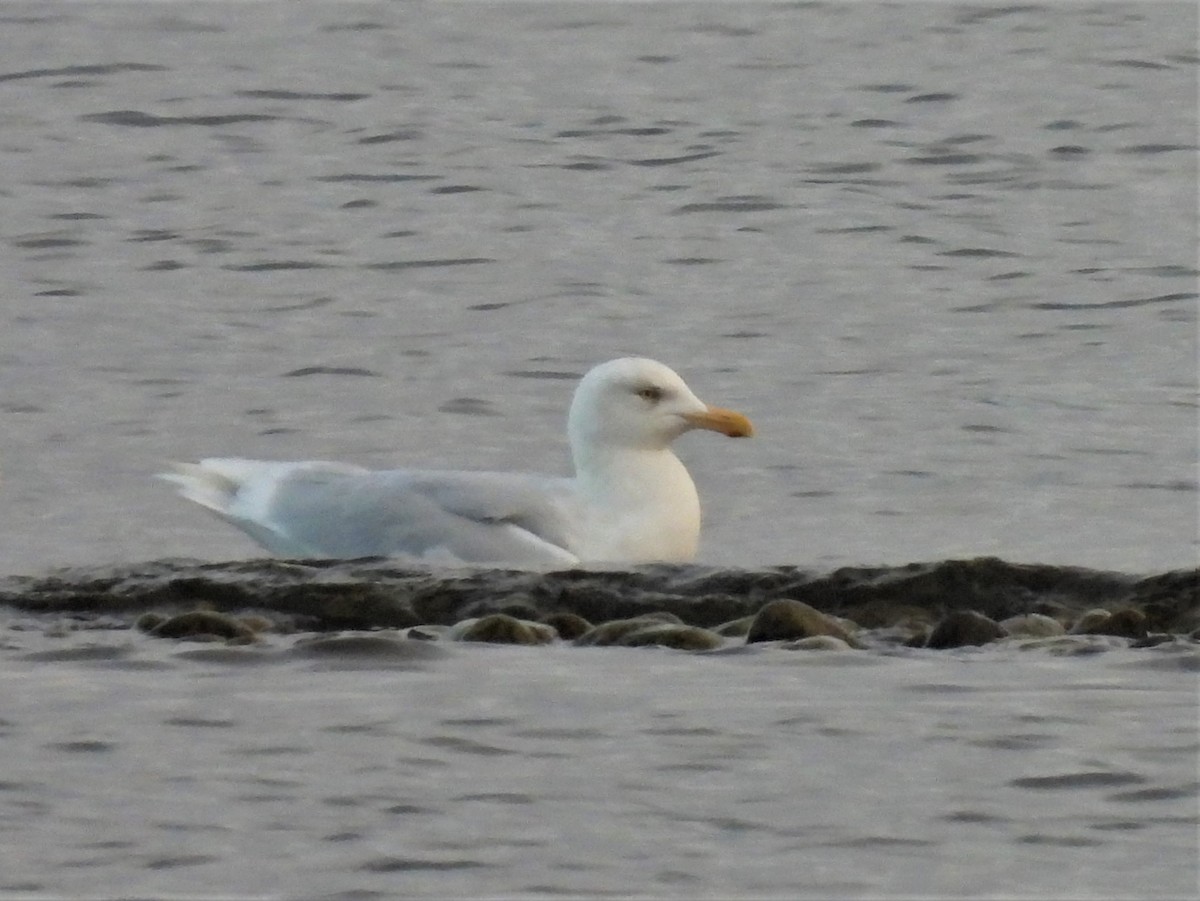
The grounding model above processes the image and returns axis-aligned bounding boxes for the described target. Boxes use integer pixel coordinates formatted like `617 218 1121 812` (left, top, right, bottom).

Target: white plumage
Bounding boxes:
159 357 753 566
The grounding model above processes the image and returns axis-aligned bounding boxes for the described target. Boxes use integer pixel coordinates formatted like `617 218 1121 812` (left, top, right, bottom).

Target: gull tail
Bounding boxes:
156 461 244 514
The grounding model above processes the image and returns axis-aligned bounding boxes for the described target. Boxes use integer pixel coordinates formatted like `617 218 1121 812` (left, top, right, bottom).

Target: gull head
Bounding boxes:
567 357 754 455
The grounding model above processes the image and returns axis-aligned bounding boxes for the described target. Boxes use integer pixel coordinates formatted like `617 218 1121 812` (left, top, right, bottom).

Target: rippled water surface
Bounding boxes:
0 4 1197 898
3 633 1197 900
0 1 1195 575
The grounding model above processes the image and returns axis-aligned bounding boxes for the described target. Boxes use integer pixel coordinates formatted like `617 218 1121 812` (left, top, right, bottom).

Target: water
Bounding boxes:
2 633 1196 900
0 3 1196 898
0 1 1195 575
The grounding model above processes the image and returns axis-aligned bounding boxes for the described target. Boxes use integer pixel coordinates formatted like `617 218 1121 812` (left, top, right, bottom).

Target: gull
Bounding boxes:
159 357 753 566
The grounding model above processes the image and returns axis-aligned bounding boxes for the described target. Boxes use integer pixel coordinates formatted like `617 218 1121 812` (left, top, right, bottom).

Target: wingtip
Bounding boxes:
155 461 241 513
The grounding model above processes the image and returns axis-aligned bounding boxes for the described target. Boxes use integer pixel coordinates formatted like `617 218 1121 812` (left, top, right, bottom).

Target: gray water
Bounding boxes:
2 631 1198 900
0 3 1197 899
0 1 1195 575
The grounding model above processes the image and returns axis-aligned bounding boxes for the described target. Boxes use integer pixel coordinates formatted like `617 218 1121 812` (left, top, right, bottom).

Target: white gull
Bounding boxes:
159 357 753 566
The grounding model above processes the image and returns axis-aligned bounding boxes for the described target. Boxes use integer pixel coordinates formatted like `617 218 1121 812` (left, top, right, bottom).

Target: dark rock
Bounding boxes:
925 610 1005 649
575 613 683 647
292 632 448 662
135 612 167 632
0 557 1194 644
146 610 259 643
746 599 855 644
713 615 755 637
839 601 935 632
614 624 724 651
1129 633 1179 649
1071 609 1113 633
540 612 592 641
1073 607 1148 639
451 614 555 645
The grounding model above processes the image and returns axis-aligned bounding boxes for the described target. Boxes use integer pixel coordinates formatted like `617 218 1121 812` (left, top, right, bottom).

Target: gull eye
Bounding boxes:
635 384 664 403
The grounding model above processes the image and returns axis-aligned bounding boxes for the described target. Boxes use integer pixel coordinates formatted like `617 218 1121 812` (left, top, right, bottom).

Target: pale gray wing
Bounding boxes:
260 467 579 564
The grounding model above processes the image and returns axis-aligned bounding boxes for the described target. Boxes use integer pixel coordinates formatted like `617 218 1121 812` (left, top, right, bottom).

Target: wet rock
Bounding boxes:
1015 635 1126 655
1071 608 1114 633
1129 633 1179 649
782 635 855 651
135 612 167 632
403 624 450 641
459 596 541 623
745 599 855 644
143 610 260 643
1072 607 1148 639
614 623 724 651
713 615 756 638
540 612 592 641
2 557 1196 646
1000 613 1066 639
293 632 448 662
1126 568 1200 633
840 602 936 633
574 612 683 647
925 610 1005 649
449 614 555 645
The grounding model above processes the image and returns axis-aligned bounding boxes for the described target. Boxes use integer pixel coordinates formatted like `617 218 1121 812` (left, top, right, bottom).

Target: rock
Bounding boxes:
450 614 556 645
1071 609 1114 633
745 599 855 644
1015 635 1125 655
403 625 450 641
135 612 167 632
293 632 448 662
145 610 260 643
841 602 935 632
540 612 593 641
712 615 756 638
1130 634 1179 649
615 624 724 651
1000 613 1066 639
1072 607 1148 639
925 610 1005 649
574 612 684 647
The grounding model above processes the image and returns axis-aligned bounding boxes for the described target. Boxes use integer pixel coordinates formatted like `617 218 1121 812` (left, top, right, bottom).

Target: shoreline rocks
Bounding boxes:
0 556 1194 655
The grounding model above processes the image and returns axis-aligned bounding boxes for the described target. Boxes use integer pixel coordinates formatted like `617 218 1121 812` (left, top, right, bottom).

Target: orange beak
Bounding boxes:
683 405 755 438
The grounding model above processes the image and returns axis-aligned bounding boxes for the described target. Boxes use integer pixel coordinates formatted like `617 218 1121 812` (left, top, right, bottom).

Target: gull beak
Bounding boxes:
683 405 755 438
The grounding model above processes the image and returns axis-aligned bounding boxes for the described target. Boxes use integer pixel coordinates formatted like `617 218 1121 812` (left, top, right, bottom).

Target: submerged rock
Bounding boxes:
745 599 856 644
925 610 1005 649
